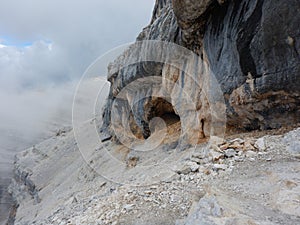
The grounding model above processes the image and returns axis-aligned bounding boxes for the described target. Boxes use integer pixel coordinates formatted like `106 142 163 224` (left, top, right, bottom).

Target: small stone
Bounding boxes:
255 137 266 151
161 204 167 209
229 142 243 149
219 143 230 150
123 204 135 211
234 156 244 162
176 165 192 175
144 190 152 195
258 152 266 156
246 150 257 158
213 164 227 171
210 150 224 161
286 36 294 46
126 153 139 168
243 139 256 151
187 161 200 172
192 151 207 159
210 144 224 153
224 148 236 158
190 157 202 163
170 194 181 202
204 169 211 175
266 157 272 161
229 138 245 144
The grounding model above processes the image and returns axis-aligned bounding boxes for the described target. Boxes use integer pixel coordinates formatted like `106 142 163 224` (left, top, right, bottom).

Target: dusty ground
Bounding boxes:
7 123 300 225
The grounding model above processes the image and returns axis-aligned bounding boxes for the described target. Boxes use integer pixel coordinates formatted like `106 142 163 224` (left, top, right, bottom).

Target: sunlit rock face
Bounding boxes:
101 0 300 144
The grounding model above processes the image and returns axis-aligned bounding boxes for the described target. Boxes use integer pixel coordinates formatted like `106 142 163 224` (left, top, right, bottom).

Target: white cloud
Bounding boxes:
0 0 155 86
0 0 155 153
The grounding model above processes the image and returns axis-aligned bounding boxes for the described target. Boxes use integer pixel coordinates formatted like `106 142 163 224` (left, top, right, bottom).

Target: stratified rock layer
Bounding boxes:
101 0 300 142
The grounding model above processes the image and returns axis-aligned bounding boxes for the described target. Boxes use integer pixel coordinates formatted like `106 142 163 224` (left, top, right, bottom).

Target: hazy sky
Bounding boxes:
0 0 155 151
0 0 154 91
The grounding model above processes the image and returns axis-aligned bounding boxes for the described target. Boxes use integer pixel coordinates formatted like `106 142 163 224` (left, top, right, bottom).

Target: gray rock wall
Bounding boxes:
101 0 300 143
203 0 300 130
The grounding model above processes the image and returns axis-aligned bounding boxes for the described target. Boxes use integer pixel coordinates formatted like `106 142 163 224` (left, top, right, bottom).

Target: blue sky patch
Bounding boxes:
0 36 33 47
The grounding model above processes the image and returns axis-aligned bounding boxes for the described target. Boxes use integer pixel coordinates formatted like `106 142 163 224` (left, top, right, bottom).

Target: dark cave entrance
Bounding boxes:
144 97 181 139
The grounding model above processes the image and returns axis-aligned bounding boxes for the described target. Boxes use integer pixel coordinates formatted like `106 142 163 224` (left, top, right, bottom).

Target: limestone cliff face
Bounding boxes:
101 0 300 143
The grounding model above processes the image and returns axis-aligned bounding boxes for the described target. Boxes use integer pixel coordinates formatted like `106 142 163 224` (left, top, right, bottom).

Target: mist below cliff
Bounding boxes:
0 81 76 225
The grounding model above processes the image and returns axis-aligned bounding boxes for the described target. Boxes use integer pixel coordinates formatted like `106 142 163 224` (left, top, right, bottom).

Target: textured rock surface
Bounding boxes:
204 0 300 131
8 126 300 224
101 0 300 143
282 128 300 158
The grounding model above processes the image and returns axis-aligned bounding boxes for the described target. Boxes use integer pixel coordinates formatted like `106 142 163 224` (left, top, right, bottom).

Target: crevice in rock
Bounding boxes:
201 119 206 138
237 0 264 79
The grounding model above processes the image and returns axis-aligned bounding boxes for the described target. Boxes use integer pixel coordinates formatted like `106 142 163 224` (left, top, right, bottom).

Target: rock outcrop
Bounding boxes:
101 0 300 144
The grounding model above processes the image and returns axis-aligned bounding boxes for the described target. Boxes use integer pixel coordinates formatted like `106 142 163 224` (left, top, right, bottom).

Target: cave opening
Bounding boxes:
145 97 181 139
127 97 182 140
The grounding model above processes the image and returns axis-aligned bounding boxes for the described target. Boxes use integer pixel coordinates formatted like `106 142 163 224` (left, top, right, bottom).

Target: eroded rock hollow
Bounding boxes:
101 0 300 144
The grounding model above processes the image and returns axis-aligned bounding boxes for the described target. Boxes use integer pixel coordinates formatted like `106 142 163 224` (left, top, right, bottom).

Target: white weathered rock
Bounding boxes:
228 138 245 144
213 164 227 171
255 137 267 151
245 150 257 158
224 148 236 158
234 156 244 162
187 161 200 172
123 204 135 211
